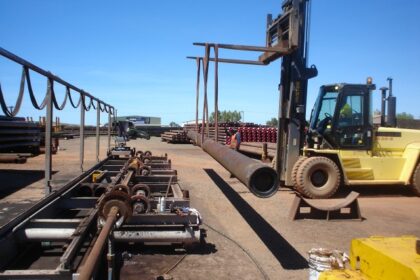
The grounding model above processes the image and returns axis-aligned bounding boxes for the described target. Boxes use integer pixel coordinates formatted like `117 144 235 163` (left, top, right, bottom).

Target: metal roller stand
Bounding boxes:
0 147 204 279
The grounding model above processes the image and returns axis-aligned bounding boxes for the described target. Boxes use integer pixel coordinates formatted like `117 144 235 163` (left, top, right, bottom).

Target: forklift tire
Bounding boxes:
291 156 308 192
412 163 420 196
296 156 341 199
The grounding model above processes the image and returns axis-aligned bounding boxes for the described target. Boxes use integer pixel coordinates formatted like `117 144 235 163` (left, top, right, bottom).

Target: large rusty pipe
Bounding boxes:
187 130 202 147
78 206 118 280
188 131 278 197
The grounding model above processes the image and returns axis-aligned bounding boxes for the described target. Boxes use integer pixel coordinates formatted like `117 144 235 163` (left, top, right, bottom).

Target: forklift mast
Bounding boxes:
268 0 318 185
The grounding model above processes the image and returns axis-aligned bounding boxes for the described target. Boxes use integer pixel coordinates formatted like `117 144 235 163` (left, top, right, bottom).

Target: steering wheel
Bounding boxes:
316 113 332 135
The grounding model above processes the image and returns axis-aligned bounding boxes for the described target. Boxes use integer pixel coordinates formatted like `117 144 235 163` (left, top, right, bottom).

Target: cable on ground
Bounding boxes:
203 222 270 280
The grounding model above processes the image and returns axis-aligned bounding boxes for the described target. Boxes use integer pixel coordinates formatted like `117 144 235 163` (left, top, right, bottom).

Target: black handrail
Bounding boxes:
0 47 114 117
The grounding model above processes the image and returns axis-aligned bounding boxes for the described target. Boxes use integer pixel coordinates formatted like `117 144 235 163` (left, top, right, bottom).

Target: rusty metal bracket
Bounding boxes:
289 191 362 221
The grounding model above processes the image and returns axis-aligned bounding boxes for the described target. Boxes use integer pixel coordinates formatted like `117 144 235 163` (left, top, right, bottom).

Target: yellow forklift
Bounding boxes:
265 1 420 199
190 0 420 199
291 77 420 198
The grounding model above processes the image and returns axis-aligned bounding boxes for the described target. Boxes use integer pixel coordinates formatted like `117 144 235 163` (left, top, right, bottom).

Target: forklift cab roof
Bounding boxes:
321 83 376 92
309 82 375 134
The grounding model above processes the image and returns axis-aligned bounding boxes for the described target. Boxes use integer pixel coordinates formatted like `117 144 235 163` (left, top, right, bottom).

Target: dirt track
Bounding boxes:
1 136 419 279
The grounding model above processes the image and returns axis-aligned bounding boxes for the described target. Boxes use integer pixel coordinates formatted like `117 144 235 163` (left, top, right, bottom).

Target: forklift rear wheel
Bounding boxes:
296 156 341 198
412 163 420 196
291 156 308 192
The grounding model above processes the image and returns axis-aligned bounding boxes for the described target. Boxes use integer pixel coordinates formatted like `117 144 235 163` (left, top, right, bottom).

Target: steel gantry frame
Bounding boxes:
188 0 317 186
187 42 291 144
0 47 116 195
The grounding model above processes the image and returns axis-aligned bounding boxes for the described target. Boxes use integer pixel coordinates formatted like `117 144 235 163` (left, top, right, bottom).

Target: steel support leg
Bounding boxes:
214 45 219 142
201 43 210 145
204 44 210 138
44 79 53 195
195 58 201 135
96 100 100 162
108 111 111 152
80 97 85 172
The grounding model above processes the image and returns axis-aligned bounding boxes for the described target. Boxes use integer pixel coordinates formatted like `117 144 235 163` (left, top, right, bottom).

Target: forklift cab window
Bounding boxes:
310 90 338 135
335 93 368 149
338 95 364 127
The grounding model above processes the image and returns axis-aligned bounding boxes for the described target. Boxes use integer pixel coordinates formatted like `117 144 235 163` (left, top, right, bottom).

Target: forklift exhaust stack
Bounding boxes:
387 96 397 127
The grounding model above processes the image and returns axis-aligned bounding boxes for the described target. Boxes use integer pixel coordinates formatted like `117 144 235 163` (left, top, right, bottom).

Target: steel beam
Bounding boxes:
193 42 290 53
187 56 265 66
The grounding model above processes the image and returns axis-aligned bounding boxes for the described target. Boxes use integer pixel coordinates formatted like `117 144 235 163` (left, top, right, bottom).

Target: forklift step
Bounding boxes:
342 158 361 168
345 168 374 180
347 179 406 185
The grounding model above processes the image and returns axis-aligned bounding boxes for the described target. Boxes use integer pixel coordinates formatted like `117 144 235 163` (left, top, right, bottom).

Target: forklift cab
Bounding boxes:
308 81 375 150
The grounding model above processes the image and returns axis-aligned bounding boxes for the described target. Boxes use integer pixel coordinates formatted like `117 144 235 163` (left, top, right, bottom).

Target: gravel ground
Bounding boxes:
1 136 419 279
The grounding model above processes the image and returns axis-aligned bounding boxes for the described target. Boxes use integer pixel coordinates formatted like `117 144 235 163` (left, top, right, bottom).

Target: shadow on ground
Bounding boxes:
0 170 57 199
204 168 308 270
336 185 417 198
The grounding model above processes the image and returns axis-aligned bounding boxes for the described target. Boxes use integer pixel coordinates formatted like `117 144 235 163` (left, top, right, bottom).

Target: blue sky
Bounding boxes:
1 0 419 125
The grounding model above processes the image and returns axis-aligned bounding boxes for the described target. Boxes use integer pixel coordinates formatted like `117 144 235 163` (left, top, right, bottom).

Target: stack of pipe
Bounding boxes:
161 130 189 143
206 127 227 144
0 116 41 154
237 127 277 143
184 123 277 145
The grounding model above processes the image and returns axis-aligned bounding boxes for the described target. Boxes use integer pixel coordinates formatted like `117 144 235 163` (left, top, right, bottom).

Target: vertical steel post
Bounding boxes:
214 45 219 142
204 45 210 138
201 44 210 145
80 95 85 172
96 100 100 162
108 110 112 152
44 79 53 195
201 94 207 146
195 58 201 133
201 43 210 144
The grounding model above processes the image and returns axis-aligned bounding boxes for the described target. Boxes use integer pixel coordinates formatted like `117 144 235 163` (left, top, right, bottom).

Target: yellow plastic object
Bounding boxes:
92 170 103 183
349 236 420 280
320 236 420 279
